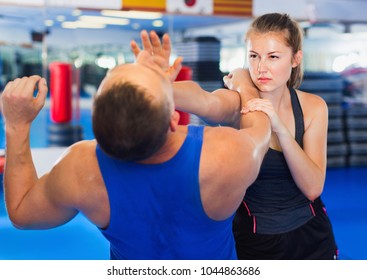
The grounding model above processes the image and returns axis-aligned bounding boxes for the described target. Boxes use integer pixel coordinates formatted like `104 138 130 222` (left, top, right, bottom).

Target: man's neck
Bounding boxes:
138 126 188 164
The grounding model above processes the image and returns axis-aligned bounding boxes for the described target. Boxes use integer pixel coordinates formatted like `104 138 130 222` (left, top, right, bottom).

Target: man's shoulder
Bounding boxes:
203 125 238 139
59 140 98 169
201 126 243 158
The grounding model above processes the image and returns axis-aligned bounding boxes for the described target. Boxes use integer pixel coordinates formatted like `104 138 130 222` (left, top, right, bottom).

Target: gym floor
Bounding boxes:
0 107 366 260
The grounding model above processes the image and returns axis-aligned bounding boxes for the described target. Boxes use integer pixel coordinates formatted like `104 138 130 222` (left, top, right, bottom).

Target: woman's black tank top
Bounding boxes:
240 88 315 234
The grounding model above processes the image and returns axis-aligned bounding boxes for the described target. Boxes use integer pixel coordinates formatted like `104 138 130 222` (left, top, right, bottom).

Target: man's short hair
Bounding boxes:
92 81 171 161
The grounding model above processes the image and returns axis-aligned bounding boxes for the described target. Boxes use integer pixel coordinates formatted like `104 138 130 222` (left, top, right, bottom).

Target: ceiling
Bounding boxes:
1 0 367 34
1 2 366 49
0 5 246 33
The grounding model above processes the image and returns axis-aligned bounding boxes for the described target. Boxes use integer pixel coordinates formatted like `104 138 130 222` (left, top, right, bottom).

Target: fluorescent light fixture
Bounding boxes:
44 19 54 27
62 21 106 29
79 15 130 26
152 20 164 28
101 10 162 20
56 15 66 22
72 9 82 17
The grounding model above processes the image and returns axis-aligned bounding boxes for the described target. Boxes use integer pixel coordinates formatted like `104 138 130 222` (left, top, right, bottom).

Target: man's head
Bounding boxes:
92 51 179 161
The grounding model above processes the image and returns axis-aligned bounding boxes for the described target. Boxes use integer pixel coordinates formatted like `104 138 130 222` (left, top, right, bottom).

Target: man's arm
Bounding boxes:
224 68 268 141
173 81 241 127
200 100 271 220
1 76 78 229
224 68 270 180
131 30 244 127
198 69 270 220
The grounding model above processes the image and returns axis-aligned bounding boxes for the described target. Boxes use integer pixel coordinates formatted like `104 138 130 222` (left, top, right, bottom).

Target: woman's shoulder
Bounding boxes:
295 89 328 110
295 89 328 130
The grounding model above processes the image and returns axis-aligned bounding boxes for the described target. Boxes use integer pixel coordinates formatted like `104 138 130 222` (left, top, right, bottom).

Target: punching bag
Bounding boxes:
49 62 72 123
175 66 192 125
47 62 83 146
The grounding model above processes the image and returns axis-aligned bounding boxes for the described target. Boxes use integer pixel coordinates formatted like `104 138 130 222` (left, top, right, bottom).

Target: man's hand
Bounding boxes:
1 75 48 130
223 68 260 108
131 30 183 83
131 30 171 67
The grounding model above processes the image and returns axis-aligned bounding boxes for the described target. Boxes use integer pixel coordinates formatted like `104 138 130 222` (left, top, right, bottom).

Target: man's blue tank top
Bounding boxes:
96 125 236 259
242 88 314 234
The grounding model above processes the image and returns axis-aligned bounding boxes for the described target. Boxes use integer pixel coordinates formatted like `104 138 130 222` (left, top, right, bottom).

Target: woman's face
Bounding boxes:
246 31 300 93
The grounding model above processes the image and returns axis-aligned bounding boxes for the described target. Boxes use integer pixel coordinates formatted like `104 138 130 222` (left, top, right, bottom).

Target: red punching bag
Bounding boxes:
175 66 192 125
49 62 72 123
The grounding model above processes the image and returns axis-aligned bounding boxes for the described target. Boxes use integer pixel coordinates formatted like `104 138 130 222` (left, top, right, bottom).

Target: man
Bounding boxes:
2 38 270 259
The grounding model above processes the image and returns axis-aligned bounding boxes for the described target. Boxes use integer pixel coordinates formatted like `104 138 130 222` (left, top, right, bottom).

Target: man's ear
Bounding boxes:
169 110 180 132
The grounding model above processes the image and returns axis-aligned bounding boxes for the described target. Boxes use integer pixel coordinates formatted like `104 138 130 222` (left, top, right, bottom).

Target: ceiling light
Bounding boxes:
101 10 162 20
44 19 54 27
72 9 82 17
62 21 106 29
56 15 66 22
152 20 164 28
79 15 130 26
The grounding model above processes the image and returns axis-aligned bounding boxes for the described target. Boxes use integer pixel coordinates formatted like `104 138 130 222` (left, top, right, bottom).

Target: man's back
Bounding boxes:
96 125 237 260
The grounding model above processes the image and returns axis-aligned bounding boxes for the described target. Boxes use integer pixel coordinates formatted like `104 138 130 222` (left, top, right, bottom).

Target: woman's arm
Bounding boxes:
281 93 328 200
241 93 328 200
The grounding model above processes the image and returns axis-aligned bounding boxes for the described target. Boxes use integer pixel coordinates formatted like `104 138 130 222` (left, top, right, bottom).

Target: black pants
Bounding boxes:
233 198 338 260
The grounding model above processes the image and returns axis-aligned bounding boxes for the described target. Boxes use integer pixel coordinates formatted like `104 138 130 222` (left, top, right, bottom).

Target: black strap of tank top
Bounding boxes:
290 88 304 148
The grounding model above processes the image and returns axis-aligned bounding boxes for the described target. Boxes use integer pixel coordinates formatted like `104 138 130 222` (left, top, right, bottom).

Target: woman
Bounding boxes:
227 13 338 260
131 13 338 259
